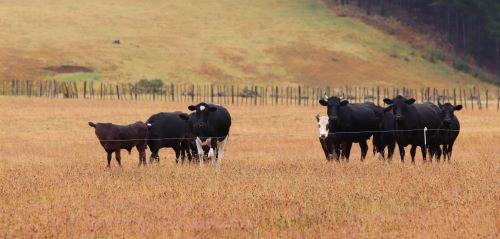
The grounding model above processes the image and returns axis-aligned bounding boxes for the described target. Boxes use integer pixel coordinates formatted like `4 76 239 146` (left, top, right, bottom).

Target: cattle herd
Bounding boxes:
89 102 231 168
317 95 462 163
89 95 462 168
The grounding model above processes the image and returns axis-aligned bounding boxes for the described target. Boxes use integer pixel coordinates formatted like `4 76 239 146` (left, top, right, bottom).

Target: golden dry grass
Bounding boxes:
0 0 491 88
0 96 498 238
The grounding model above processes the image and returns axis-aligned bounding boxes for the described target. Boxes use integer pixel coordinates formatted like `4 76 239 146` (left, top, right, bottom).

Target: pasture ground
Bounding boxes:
0 0 490 88
0 96 498 238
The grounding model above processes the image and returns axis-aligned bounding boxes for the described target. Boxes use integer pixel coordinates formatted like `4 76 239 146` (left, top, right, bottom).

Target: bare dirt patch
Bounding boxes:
44 65 94 74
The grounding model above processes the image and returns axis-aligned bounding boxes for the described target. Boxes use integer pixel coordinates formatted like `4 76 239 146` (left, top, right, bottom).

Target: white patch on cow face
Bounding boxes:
200 105 205 111
317 116 329 139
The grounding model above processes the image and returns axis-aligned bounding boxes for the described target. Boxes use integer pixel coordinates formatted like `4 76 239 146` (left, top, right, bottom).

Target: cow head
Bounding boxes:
184 102 217 129
383 95 415 122
438 101 462 127
316 114 329 139
318 96 348 125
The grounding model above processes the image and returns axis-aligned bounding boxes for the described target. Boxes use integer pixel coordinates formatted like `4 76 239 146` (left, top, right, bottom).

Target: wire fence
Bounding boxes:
1 128 494 145
1 79 500 110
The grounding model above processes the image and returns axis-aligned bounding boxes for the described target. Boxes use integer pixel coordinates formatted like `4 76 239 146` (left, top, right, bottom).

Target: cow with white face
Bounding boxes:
180 102 231 166
316 115 341 161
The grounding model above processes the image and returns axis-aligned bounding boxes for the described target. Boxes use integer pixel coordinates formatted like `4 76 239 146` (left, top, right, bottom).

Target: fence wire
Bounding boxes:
0 128 494 145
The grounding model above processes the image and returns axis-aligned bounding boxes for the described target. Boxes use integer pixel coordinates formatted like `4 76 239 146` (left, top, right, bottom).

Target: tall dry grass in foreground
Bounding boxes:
0 96 498 238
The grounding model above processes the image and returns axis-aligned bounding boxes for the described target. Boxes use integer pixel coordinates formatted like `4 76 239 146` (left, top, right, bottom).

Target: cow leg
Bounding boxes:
115 150 122 168
359 140 368 161
182 140 192 163
436 145 442 161
195 137 204 165
398 143 405 162
333 143 341 161
387 142 395 161
447 143 454 161
149 148 159 164
410 145 417 164
174 145 181 164
106 151 113 168
420 144 428 162
136 144 146 167
320 138 330 160
208 137 218 165
342 142 352 161
216 137 228 165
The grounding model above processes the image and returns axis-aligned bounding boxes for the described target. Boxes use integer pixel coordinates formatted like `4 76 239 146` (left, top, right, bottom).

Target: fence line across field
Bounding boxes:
0 128 494 145
1 79 499 110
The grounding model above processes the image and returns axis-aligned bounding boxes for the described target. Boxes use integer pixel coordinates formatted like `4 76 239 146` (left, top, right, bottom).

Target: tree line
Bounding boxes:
326 0 500 82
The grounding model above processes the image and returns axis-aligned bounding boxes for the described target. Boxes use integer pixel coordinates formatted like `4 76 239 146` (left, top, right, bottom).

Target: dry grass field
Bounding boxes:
0 0 491 88
0 96 498 238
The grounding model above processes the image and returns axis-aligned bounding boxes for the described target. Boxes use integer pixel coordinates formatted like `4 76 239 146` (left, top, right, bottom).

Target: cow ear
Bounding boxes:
319 99 328 106
315 114 320 122
383 98 393 105
208 105 218 112
454 105 463 111
340 100 349 106
405 98 416 104
383 106 392 112
188 105 196 111
179 113 190 121
88 122 96 128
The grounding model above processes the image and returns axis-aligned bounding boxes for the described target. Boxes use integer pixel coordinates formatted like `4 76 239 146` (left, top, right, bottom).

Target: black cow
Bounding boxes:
316 115 341 160
88 121 149 168
383 95 441 163
146 111 192 164
435 102 462 161
179 103 231 165
372 110 396 160
319 97 380 161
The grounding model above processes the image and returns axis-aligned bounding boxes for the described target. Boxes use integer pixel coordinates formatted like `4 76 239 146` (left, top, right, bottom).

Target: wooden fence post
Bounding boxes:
298 86 302 106
83 81 87 99
463 89 467 109
116 85 120 100
254 86 258 105
485 89 488 110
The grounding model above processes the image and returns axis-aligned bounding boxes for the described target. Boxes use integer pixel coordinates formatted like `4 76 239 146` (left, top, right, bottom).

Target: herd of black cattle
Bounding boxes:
317 95 462 163
88 95 462 168
89 103 231 168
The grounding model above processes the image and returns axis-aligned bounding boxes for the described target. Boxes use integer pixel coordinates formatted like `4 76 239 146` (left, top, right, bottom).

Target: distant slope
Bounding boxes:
0 0 491 87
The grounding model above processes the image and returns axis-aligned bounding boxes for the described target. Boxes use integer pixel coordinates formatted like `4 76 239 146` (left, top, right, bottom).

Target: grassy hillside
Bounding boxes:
0 0 491 87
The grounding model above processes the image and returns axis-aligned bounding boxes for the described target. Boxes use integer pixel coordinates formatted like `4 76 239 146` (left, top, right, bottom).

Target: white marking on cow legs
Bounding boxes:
216 137 228 165
208 147 215 164
376 152 383 160
195 137 204 165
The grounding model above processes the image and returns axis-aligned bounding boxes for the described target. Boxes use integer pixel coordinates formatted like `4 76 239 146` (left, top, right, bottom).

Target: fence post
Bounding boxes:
298 85 301 106
497 87 500 111
254 86 258 105
453 88 456 105
73 82 78 99
462 89 467 109
83 81 87 99
486 89 488 110
116 85 120 100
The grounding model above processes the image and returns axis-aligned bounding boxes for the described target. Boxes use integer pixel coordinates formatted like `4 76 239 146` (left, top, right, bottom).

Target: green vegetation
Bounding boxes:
48 72 101 82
